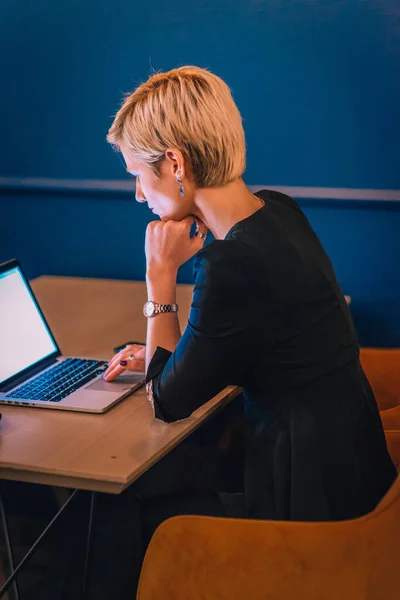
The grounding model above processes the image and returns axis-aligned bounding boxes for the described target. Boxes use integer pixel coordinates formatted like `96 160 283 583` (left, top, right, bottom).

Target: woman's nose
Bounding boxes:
135 178 146 203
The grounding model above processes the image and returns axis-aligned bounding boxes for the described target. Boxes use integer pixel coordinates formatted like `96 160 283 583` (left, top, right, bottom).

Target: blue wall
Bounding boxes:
1 0 399 187
1 0 399 346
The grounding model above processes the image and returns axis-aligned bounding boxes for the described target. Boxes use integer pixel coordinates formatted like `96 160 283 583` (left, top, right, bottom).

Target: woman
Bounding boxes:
59 65 397 600
103 65 395 522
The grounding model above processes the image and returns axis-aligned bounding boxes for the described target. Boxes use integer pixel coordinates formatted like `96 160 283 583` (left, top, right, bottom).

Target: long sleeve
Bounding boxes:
145 239 262 422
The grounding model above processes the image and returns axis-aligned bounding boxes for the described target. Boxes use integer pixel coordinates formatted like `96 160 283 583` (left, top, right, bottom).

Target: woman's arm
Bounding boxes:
146 241 262 422
103 216 207 382
144 216 208 371
145 268 181 371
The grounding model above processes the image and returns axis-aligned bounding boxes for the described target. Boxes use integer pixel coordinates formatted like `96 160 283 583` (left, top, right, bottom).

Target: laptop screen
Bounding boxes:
0 265 58 385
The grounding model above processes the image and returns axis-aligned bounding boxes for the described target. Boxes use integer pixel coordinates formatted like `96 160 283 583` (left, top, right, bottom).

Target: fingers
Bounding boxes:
103 344 146 381
146 215 208 273
103 357 145 381
193 218 208 245
191 217 208 249
103 356 144 381
110 345 145 369
103 362 128 382
195 218 207 236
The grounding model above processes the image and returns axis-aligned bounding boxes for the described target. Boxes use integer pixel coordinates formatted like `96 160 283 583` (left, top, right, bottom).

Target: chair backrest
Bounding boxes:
137 476 400 600
360 348 400 411
384 431 400 471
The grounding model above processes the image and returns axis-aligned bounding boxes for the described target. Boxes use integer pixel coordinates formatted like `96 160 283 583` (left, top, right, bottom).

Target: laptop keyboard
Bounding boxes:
6 358 108 403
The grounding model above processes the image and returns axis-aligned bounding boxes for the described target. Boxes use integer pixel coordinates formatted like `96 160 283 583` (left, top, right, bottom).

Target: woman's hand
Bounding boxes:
103 344 146 381
145 217 207 277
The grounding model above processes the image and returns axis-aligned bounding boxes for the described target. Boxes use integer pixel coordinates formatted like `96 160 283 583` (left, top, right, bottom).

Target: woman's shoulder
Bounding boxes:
193 238 259 287
256 189 304 214
195 237 258 266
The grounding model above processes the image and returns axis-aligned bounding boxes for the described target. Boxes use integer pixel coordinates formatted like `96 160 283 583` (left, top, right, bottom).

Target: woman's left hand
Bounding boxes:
145 217 208 275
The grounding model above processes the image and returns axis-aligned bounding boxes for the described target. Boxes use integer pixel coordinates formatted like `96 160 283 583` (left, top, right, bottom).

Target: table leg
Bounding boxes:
0 489 79 599
0 490 19 600
81 491 96 600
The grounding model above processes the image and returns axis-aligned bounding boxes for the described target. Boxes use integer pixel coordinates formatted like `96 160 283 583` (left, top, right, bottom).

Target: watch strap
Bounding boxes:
155 302 179 314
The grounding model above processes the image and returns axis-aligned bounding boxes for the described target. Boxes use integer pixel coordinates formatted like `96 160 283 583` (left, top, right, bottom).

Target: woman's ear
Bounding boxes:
165 148 185 178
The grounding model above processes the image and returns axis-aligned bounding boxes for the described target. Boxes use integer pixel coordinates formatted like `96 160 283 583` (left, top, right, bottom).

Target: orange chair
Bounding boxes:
360 348 400 412
137 475 400 600
359 348 400 437
385 431 400 471
359 348 400 468
381 408 400 432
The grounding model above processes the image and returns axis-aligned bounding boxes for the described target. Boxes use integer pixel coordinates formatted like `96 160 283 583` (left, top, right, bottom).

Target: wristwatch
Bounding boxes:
143 301 179 318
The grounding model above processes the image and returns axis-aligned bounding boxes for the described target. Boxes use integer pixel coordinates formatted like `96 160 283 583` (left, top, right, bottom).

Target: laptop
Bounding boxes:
0 259 145 413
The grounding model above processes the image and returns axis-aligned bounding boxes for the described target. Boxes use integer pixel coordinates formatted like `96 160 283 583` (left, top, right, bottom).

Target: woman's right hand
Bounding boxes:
103 344 146 381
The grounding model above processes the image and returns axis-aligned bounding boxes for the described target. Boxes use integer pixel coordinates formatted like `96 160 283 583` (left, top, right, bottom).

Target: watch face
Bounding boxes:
144 301 156 317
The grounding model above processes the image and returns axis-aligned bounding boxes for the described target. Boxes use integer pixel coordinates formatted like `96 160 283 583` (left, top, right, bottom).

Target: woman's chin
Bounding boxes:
159 211 176 221
158 208 189 221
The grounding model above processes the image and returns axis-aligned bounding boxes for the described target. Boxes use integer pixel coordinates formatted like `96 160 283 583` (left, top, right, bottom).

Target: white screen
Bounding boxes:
0 267 58 384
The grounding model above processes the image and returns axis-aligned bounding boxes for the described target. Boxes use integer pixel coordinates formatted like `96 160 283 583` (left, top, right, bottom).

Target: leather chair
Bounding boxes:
385 431 400 471
360 348 400 471
137 474 400 600
360 348 400 413
360 349 400 460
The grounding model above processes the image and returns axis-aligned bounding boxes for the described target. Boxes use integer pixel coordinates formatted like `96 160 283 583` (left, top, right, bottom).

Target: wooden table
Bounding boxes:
0 276 240 599
0 276 240 494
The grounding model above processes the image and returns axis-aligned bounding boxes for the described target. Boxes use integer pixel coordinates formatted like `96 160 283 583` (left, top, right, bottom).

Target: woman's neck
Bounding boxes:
192 179 264 240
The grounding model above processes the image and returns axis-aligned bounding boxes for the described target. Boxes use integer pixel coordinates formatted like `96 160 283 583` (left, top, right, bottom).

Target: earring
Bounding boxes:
176 177 185 196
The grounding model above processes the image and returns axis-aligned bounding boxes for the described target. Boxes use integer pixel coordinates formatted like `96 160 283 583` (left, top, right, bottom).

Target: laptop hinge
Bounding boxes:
0 355 59 393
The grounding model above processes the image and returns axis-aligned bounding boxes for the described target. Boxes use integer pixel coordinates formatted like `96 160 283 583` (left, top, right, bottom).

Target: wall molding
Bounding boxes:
1 177 400 201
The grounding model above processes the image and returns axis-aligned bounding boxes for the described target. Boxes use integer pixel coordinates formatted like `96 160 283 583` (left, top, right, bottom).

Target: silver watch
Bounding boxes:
143 301 179 318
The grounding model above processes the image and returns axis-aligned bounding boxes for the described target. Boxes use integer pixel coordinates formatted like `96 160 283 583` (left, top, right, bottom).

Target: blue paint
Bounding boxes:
0 1 399 346
1 191 399 347
301 200 400 347
1 0 399 188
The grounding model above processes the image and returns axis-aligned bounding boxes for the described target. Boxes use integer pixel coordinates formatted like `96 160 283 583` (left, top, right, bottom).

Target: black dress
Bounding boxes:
146 189 396 521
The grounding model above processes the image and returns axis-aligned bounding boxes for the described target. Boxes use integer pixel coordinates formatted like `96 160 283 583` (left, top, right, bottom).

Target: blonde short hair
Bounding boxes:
107 66 246 188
